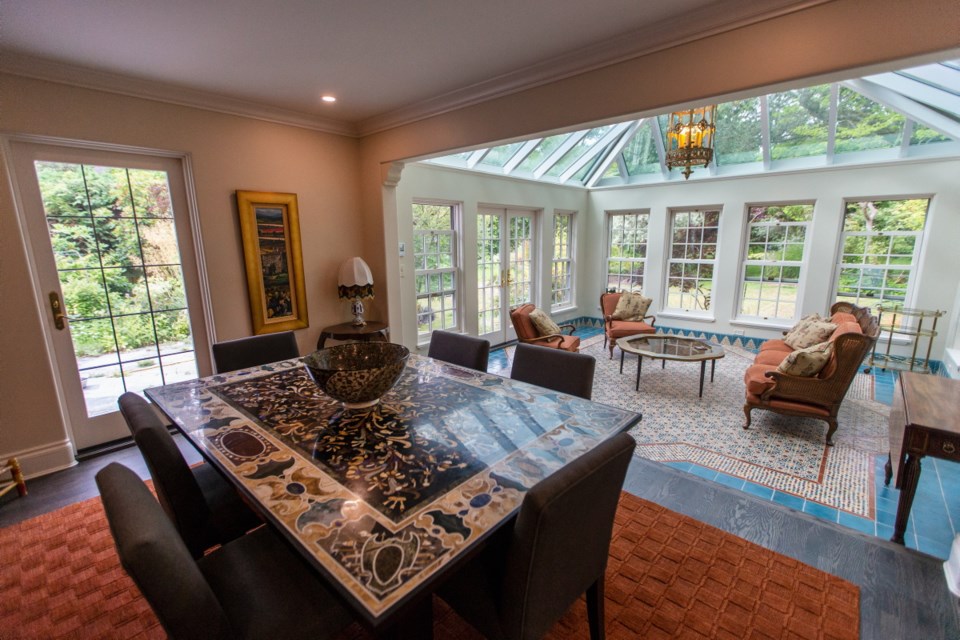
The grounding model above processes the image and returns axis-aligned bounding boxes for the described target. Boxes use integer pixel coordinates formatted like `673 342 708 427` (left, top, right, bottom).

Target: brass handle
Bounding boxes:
49 291 67 330
944 442 956 455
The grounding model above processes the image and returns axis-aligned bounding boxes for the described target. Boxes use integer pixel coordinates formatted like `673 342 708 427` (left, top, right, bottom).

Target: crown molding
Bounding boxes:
0 51 359 137
355 0 833 135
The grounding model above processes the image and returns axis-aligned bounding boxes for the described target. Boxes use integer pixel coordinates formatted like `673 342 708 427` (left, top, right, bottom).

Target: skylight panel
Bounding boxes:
835 87 904 153
769 85 831 160
714 98 762 165
543 125 614 178
622 122 660 175
479 142 525 168
515 134 571 173
910 122 953 145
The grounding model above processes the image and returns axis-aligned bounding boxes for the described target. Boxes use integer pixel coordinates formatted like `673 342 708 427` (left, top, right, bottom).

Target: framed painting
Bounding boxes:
236 190 308 334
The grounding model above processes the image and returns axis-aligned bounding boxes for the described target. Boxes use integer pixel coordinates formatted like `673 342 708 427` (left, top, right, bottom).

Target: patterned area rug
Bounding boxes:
0 487 858 639
507 336 889 518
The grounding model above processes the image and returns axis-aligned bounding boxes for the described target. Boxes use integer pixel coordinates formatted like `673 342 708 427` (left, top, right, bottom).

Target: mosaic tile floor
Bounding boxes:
489 325 960 559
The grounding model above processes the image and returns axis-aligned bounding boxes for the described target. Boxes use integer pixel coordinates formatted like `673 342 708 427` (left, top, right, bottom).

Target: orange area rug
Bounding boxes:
0 490 858 639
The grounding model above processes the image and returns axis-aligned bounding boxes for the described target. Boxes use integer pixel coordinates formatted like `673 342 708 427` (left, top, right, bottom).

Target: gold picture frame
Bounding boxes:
236 190 308 334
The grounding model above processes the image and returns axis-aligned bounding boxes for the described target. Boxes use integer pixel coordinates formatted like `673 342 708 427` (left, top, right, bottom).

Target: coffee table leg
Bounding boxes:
620 350 625 374
662 359 666 369
635 356 643 391
699 360 706 398
711 359 716 382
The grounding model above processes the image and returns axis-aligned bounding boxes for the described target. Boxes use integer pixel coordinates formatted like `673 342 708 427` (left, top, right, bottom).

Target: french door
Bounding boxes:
476 207 536 345
9 140 211 450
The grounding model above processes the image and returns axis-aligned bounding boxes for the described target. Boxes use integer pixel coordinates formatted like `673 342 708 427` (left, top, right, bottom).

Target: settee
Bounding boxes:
743 302 879 445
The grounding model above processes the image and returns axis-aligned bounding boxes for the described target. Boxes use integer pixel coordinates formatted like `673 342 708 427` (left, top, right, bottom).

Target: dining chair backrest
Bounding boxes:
499 432 635 640
211 331 299 373
510 343 596 400
427 330 490 372
96 462 233 640
118 392 212 558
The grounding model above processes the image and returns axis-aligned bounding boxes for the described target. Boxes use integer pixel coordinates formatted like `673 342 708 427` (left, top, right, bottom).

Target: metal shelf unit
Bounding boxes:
869 303 944 373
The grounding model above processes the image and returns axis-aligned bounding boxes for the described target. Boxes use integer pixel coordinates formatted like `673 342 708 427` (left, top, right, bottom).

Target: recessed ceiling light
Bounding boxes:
321 95 336 103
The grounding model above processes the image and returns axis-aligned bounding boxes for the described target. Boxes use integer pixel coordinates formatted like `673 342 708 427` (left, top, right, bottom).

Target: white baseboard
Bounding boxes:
1 439 76 479
944 348 960 379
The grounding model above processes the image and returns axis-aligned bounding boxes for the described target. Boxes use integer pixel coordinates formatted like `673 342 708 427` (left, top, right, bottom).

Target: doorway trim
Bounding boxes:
1 133 215 465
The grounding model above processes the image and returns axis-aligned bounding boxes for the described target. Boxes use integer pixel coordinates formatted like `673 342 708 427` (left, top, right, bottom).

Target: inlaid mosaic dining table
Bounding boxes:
145 353 641 632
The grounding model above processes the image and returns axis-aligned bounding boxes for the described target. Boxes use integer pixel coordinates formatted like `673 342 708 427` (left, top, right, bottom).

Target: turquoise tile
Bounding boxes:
686 464 718 482
839 512 876 536
741 481 774 500
875 507 898 527
714 472 744 490
876 523 897 542
772 491 804 511
664 461 692 472
804 501 839 523
916 534 953 559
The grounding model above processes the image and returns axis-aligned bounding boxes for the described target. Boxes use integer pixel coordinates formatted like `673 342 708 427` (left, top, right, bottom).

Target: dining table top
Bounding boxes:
145 352 641 626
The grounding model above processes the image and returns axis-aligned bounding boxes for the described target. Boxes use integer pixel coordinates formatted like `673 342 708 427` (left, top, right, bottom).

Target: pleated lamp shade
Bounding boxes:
337 257 374 300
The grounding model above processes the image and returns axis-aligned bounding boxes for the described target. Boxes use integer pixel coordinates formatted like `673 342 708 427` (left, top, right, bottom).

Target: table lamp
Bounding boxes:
338 257 374 326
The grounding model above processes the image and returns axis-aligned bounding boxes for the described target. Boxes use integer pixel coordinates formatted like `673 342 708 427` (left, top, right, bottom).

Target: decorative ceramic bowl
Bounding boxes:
302 342 410 408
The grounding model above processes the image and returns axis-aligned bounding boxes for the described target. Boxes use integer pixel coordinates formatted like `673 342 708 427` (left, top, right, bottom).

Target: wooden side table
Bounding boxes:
884 372 960 544
316 321 390 350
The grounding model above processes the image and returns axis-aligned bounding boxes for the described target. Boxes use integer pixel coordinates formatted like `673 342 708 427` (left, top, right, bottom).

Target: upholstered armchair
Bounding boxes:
509 303 580 352
601 292 656 358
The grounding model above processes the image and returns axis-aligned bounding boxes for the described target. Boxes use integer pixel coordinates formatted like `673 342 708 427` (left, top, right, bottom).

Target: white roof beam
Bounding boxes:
898 64 960 94
899 119 915 157
859 74 960 118
502 138 542 174
466 149 488 168
652 118 671 179
844 78 960 140
760 95 772 170
586 120 643 188
560 122 633 183
826 84 839 163
533 131 586 179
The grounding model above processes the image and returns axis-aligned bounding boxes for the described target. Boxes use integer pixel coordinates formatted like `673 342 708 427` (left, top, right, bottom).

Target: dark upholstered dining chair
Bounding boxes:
96 462 354 640
510 343 596 400
438 431 636 640
118 392 260 558
211 330 299 373
427 330 490 372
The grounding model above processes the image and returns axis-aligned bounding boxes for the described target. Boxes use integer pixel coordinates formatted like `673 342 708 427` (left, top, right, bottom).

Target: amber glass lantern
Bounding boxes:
665 106 717 179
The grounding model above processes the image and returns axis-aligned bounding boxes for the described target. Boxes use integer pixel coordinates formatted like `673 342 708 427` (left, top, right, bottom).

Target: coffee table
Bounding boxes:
616 335 725 397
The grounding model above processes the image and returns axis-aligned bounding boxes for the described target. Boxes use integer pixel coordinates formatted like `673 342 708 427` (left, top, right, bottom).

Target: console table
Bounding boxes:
884 372 960 544
316 320 389 350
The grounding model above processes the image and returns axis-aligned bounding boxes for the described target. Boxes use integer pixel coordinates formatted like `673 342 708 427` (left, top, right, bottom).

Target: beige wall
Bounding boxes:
0 74 361 474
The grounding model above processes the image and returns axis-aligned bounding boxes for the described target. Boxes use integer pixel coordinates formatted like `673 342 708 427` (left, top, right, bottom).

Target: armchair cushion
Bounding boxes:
784 316 837 349
528 308 562 337
611 292 652 321
777 341 833 377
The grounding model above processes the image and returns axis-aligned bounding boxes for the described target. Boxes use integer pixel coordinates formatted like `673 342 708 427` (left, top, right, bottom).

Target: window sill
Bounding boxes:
730 318 794 332
657 312 715 323
551 305 578 316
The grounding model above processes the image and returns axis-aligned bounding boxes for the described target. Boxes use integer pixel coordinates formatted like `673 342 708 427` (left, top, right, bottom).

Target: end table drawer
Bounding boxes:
927 433 960 462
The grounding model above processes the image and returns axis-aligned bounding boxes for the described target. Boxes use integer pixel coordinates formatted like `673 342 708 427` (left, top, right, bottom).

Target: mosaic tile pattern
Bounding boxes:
146 355 639 621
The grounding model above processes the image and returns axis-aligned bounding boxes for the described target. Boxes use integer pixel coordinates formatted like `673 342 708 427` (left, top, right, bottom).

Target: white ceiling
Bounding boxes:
1 0 826 135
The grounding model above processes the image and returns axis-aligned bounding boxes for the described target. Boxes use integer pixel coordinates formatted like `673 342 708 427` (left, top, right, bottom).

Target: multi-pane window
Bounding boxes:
835 198 929 308
551 212 575 309
413 202 459 341
606 212 649 292
739 204 814 320
665 209 720 312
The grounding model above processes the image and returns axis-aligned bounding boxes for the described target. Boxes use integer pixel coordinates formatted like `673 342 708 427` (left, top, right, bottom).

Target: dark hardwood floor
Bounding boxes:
3 442 958 638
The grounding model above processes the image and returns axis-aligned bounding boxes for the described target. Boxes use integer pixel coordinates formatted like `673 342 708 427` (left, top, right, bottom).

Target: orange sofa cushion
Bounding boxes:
760 339 791 352
755 349 791 367
744 363 779 395
607 321 656 341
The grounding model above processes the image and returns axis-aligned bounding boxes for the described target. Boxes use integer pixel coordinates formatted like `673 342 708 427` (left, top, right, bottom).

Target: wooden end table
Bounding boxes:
316 320 390 350
884 371 960 544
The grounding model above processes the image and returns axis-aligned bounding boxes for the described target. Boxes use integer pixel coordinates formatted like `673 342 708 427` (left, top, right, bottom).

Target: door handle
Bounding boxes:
49 291 67 330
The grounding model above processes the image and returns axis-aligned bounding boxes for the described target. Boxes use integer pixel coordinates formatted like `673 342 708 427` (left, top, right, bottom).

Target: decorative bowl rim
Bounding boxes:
302 342 410 372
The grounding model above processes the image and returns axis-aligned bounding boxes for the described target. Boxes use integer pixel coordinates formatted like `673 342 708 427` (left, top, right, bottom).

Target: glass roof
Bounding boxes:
422 59 960 187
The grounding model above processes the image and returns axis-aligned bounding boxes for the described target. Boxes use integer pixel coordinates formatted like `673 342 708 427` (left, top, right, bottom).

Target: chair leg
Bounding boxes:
824 417 838 446
742 405 753 430
586 576 605 640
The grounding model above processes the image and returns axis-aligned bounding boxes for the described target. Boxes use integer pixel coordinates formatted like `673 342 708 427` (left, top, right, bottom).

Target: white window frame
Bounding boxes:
551 210 576 311
412 200 462 345
832 197 930 313
663 207 720 318
605 210 650 294
736 202 814 323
